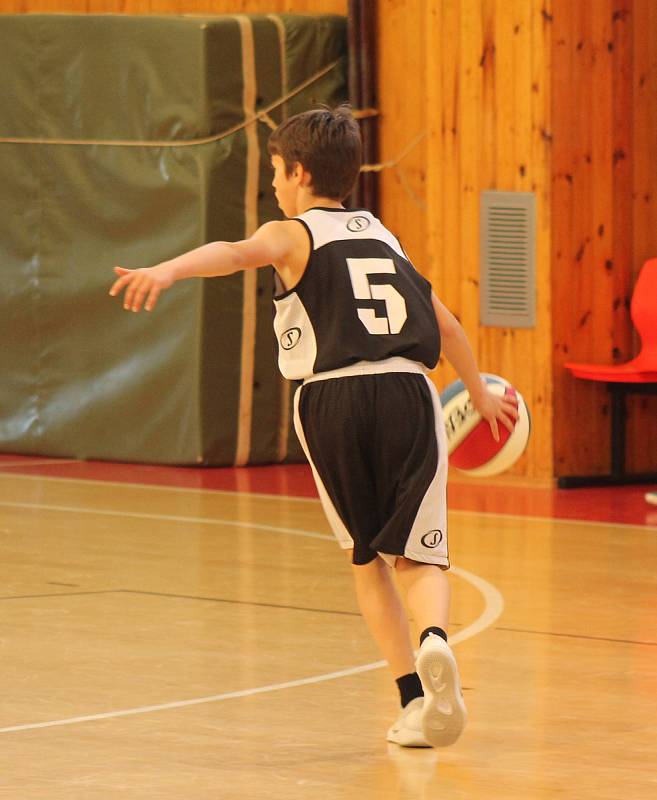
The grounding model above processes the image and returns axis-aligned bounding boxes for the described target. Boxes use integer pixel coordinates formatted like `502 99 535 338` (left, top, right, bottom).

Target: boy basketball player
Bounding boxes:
109 106 517 748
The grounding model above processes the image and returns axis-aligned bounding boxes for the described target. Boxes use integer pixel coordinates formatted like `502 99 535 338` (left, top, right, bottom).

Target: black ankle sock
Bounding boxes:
396 672 424 707
420 626 448 645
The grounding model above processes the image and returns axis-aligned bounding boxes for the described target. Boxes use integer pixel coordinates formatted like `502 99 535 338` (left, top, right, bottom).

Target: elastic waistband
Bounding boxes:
302 357 429 385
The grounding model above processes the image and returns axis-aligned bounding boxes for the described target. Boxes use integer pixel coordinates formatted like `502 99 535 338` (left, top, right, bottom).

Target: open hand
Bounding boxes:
471 382 520 442
109 264 175 312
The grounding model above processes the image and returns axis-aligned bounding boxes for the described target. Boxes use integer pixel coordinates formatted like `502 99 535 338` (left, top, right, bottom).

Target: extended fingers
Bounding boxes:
145 286 161 312
109 269 143 306
109 272 134 298
125 274 154 312
499 410 516 433
121 275 139 310
498 397 520 432
109 268 163 312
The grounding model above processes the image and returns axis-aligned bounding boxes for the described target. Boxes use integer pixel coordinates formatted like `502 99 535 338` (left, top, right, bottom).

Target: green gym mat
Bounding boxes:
0 13 347 465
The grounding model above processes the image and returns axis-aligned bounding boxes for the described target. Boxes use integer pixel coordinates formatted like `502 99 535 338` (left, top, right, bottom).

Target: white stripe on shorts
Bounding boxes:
401 376 449 567
293 386 354 550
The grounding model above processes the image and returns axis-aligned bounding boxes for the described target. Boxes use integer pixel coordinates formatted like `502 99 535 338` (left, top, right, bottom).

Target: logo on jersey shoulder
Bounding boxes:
280 327 302 350
347 215 370 232
421 530 444 549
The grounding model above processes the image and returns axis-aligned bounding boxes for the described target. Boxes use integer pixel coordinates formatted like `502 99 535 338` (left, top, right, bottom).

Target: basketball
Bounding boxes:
440 374 531 476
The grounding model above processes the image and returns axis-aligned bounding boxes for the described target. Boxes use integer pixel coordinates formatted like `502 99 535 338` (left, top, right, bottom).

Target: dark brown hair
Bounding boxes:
267 105 362 200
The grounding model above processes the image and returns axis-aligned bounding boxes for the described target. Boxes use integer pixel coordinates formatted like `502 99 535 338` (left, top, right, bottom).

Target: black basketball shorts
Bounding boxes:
293 358 449 568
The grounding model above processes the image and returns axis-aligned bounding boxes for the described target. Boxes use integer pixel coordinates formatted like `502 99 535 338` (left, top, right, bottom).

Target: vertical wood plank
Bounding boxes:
552 0 657 477
552 0 610 475
428 0 462 385
610 0 634 368
427 0 553 479
377 0 428 276
628 0 657 472
530 0 554 479
458 0 483 340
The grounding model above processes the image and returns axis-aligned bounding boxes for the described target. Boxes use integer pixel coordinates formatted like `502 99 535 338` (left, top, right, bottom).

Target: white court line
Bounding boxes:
0 565 502 735
1 492 655 534
0 501 331 541
9 497 650 540
451 508 657 533
1 471 319 504
2 472 655 531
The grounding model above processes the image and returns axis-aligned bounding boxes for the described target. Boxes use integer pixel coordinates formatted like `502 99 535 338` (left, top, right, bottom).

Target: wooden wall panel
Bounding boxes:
425 0 553 480
552 0 616 476
376 0 428 283
5 0 656 481
627 0 657 472
552 0 657 477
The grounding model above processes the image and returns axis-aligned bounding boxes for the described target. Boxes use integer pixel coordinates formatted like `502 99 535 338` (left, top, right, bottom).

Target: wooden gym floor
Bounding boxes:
0 454 656 799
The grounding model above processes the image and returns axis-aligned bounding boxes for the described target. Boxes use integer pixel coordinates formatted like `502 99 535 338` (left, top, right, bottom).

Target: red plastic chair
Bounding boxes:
559 258 657 487
565 257 657 382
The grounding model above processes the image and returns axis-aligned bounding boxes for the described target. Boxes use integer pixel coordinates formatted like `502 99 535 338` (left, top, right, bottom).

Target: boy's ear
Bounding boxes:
294 162 313 189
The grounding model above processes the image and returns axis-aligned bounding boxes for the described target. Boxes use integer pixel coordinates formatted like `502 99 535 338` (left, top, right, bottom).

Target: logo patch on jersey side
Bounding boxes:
280 327 302 350
347 215 370 232
421 530 444 549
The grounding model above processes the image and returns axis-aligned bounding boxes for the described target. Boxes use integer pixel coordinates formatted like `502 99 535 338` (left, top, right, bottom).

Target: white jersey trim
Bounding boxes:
273 291 318 379
302 356 430 384
298 208 406 260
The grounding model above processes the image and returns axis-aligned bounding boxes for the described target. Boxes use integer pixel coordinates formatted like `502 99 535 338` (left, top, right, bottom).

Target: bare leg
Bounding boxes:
395 557 466 747
351 555 415 678
353 554 464 747
394 557 450 635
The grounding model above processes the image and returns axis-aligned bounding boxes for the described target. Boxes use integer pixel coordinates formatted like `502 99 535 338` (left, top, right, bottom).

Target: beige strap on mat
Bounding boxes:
233 15 259 468
268 13 293 465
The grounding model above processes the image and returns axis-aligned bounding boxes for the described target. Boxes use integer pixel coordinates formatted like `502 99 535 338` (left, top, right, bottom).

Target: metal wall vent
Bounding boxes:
480 191 536 328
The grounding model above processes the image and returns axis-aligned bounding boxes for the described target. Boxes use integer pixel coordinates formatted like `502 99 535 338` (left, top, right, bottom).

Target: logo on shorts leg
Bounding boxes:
280 327 301 350
421 529 444 548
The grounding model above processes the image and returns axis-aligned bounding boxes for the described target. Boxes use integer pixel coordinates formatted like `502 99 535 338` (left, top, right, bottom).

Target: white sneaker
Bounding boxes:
646 492 657 506
386 697 431 747
416 634 467 747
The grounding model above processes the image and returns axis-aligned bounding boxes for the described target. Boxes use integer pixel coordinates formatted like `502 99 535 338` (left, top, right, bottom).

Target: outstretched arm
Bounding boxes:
432 293 518 441
109 221 295 313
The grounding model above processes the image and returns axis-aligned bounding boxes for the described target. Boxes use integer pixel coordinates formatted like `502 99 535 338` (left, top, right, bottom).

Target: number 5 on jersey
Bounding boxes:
346 257 408 335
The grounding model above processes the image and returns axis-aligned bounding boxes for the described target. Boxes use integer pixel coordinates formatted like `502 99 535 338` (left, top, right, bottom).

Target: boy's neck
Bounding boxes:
296 195 344 215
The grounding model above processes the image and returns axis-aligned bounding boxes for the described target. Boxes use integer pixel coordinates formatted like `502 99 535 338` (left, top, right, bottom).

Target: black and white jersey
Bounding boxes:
272 208 440 380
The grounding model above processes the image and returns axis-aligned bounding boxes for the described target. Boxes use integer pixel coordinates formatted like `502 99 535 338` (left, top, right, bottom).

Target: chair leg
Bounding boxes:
609 384 627 477
557 382 657 488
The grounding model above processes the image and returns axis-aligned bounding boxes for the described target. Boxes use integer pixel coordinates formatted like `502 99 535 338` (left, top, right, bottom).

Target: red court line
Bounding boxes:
1 454 656 527
0 457 318 497
448 481 657 528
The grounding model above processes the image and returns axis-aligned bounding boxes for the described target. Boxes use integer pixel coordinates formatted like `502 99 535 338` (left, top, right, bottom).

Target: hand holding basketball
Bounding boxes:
109 264 175 312
470 379 519 442
440 374 531 476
